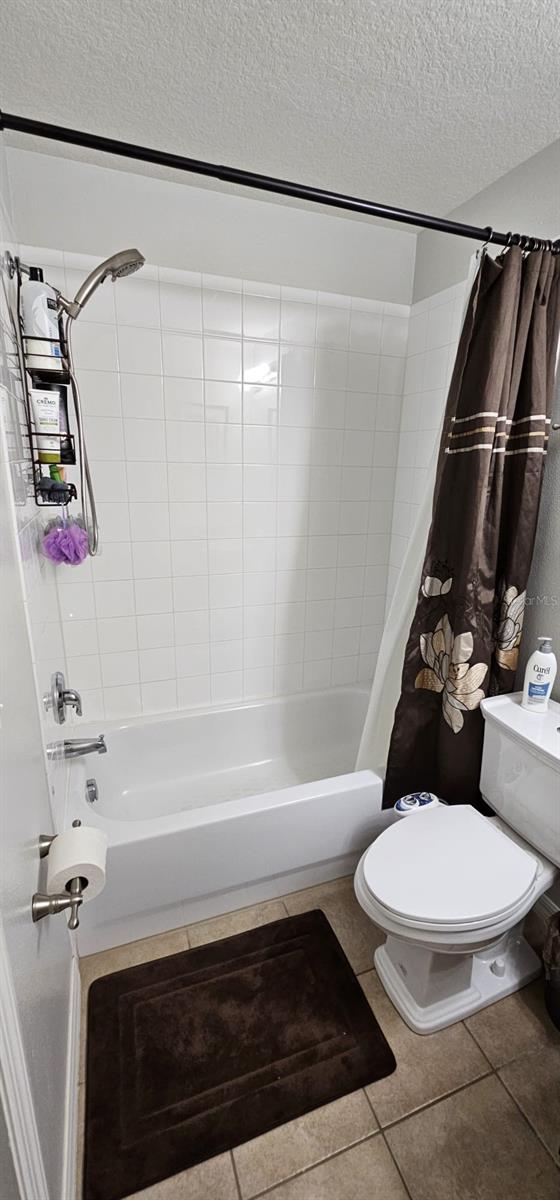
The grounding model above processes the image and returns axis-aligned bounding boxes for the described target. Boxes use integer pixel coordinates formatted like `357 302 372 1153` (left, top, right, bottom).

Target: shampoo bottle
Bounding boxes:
21 267 63 373
521 638 557 712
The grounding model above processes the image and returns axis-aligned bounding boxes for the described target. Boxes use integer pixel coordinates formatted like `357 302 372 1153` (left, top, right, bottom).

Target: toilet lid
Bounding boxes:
362 805 538 927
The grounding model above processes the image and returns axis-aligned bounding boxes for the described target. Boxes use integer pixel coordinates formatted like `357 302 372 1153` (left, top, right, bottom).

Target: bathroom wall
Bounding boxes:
412 141 560 700
23 244 409 719
7 148 416 304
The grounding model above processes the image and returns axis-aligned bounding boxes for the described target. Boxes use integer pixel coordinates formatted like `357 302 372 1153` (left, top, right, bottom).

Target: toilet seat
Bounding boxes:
361 805 538 934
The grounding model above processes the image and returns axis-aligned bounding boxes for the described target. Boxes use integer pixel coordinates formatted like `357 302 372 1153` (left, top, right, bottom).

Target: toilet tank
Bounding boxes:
480 693 560 867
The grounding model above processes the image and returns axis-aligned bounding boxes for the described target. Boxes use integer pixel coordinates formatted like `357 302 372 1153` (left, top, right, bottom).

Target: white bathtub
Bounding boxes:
67 687 386 955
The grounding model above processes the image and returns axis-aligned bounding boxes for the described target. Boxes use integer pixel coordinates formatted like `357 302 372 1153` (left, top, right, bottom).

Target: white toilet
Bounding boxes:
354 693 560 1033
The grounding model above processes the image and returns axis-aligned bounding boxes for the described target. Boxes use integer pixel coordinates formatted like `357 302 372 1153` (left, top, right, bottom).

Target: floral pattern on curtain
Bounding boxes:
383 247 560 809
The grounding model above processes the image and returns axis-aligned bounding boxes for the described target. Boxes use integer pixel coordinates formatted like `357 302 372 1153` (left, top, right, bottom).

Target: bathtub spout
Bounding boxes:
47 735 107 761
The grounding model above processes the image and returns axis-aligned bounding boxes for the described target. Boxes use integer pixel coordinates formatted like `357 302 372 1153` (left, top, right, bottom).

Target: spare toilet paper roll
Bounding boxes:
46 825 108 902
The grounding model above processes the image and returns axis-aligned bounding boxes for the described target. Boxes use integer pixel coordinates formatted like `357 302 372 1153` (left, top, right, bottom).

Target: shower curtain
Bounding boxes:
371 246 560 808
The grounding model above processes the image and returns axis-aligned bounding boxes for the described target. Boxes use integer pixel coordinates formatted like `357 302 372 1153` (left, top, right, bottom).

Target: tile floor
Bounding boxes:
77 878 560 1200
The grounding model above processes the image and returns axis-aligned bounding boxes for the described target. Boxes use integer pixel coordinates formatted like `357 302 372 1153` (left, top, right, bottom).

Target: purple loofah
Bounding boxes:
43 522 89 565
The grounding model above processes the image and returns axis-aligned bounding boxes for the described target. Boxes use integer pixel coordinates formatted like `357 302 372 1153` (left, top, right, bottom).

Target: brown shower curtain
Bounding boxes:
384 246 560 809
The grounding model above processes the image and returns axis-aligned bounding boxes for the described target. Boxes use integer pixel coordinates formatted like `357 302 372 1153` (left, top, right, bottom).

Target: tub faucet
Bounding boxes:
47 735 107 761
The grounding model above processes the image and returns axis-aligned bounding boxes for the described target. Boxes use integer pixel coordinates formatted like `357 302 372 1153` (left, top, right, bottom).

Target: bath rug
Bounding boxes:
83 910 395 1200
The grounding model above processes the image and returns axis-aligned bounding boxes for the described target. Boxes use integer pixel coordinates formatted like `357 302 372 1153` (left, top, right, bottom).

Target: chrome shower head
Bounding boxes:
62 248 145 318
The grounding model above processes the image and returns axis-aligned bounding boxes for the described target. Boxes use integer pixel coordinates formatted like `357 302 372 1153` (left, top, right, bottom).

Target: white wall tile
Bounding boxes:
97 616 137 653
118 326 162 375
101 651 140 687
135 578 173 614
173 576 209 611
86 415 124 461
160 282 202 332
42 251 420 717
177 675 211 708
170 539 208 575
167 463 206 503
124 417 166 461
210 607 243 642
203 288 242 336
121 373 164 420
139 647 176 683
205 381 242 424
174 609 210 645
77 370 120 417
279 345 315 388
243 383 278 425
165 421 205 462
132 541 172 579
243 295 280 340
204 336 242 381
126 461 168 503
177 643 211 676
73 323 118 372
115 277 160 327
94 580 135 618
280 301 317 344
137 613 174 649
162 331 203 378
163 378 204 421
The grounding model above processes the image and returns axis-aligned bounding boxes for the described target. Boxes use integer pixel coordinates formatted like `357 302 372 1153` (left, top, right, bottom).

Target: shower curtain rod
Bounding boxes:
1 110 559 253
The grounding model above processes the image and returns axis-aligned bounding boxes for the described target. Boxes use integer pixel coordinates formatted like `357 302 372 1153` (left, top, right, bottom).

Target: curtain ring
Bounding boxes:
481 226 493 251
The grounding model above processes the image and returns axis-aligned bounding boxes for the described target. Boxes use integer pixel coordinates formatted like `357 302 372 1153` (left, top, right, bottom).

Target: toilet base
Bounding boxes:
375 930 542 1034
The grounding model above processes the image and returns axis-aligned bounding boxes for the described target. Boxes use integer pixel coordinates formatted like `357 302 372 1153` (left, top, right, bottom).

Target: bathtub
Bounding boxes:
66 687 386 955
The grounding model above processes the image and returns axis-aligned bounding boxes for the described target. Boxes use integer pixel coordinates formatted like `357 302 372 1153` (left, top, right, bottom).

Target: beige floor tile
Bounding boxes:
233 1090 377 1198
79 926 189 1083
259 1135 408 1200
283 875 384 973
187 899 289 947
386 1075 560 1200
465 979 560 1067
125 1153 238 1199
359 971 490 1126
500 1044 560 1165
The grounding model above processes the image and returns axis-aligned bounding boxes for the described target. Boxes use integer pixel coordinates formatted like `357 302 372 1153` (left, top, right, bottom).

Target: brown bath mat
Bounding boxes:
84 910 395 1200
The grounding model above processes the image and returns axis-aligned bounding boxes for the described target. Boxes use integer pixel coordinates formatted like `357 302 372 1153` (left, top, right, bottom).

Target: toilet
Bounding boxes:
354 693 560 1033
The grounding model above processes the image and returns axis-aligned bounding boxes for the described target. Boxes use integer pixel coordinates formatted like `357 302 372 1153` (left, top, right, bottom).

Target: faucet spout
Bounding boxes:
47 735 107 761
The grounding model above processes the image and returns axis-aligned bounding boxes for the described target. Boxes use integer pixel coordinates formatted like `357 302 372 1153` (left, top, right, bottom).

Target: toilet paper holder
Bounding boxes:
32 819 85 930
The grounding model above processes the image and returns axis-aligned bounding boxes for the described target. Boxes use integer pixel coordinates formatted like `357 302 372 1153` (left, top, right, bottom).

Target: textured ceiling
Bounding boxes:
2 0 560 217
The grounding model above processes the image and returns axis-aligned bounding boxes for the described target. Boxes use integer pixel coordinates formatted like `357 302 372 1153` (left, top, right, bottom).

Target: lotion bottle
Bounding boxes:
521 638 557 712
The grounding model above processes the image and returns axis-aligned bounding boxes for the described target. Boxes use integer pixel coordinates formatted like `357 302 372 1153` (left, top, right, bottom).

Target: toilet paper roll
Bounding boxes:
46 825 108 902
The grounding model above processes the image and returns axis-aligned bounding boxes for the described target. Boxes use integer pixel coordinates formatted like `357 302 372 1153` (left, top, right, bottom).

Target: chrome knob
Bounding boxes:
43 671 83 724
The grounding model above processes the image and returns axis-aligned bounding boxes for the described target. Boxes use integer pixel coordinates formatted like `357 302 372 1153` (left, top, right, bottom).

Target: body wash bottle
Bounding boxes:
521 638 557 712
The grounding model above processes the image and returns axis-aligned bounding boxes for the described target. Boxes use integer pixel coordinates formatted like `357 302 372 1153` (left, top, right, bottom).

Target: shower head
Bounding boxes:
61 248 145 318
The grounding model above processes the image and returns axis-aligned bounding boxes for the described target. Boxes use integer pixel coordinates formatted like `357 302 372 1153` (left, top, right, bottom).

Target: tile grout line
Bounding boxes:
369 1069 495 1138
497 1063 560 1169
246 1130 381 1200
378 1126 414 1200
230 1148 244 1200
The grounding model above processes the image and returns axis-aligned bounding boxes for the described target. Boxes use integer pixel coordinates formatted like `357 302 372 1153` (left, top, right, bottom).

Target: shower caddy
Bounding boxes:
6 251 78 509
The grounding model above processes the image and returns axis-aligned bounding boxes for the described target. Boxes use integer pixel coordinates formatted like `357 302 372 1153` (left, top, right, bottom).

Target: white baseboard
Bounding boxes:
61 956 81 1200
